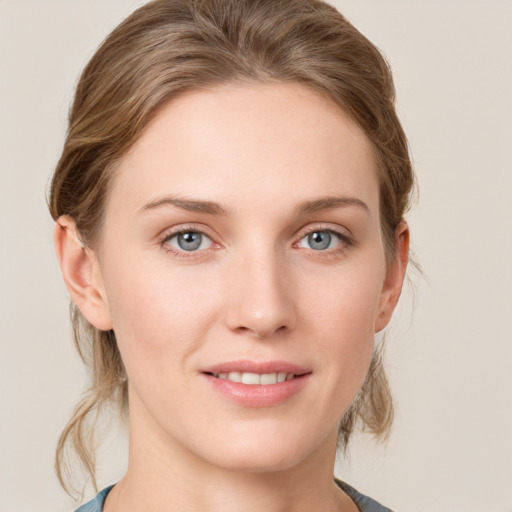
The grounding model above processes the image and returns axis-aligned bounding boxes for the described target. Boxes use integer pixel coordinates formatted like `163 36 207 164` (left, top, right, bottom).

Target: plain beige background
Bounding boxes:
1 1 511 511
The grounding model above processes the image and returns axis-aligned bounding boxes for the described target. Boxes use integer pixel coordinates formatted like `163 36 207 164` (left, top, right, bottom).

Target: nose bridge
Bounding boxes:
225 242 296 338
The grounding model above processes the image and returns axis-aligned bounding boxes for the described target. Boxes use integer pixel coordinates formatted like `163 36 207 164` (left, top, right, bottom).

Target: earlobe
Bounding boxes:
374 220 410 333
53 216 113 331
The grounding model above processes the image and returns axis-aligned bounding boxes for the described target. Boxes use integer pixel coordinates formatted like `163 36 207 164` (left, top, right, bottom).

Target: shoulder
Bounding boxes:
74 485 114 512
335 479 394 512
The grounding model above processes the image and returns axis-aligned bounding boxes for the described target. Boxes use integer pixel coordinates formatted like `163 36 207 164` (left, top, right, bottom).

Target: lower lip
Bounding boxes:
202 373 311 408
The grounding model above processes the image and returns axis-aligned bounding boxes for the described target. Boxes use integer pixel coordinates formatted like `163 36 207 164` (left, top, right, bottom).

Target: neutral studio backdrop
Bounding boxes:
1 1 511 511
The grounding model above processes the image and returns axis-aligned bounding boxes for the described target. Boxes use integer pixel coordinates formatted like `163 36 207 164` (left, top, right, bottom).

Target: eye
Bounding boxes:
165 231 213 252
297 230 344 251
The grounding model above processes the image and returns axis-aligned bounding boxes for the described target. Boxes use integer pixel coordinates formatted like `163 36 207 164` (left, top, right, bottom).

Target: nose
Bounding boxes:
224 249 296 339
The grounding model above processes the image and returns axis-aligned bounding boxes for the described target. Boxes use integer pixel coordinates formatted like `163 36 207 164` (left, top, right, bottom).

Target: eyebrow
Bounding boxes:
138 194 370 217
138 195 228 216
295 196 371 217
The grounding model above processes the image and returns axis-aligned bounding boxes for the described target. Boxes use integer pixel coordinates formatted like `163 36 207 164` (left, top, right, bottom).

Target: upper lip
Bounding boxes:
201 360 311 376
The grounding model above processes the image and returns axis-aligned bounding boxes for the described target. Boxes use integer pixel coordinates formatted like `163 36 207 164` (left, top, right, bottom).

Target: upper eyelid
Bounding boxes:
159 223 215 241
157 223 352 247
296 230 347 246
295 223 352 240
164 230 213 244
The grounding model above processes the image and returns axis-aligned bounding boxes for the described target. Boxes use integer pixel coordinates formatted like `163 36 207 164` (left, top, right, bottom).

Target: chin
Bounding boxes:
195 425 329 475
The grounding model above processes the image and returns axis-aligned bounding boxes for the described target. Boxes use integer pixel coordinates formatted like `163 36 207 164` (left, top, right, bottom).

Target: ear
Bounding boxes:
53 216 113 331
374 220 410 333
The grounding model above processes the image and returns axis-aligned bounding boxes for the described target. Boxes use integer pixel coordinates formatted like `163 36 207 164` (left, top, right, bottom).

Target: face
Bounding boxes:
82 83 404 473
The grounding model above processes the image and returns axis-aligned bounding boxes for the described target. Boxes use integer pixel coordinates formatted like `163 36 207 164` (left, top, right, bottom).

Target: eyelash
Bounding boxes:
158 225 353 258
294 226 353 254
159 224 215 259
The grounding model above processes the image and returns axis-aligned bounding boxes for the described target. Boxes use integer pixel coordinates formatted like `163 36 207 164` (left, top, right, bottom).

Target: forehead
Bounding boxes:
109 82 379 217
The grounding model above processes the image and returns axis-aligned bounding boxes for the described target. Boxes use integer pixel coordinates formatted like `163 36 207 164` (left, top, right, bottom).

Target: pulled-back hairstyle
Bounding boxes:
49 0 413 497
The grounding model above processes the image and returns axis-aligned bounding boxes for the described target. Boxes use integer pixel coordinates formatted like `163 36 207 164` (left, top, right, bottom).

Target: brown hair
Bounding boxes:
49 0 413 496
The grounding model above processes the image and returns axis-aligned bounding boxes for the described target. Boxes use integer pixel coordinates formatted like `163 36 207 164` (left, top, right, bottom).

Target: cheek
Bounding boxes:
304 259 383 335
101 257 220 376
300 259 384 381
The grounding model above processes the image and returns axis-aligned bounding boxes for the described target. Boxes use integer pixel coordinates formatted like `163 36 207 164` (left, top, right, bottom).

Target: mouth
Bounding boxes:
200 360 311 407
205 371 297 385
201 360 311 383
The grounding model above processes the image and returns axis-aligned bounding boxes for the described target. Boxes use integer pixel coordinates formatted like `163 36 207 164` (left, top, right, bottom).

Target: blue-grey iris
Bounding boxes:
177 232 202 251
308 231 331 250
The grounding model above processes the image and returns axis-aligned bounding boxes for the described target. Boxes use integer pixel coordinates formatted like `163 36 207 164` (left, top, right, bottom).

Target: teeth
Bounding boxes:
214 372 296 385
260 373 277 385
241 372 260 385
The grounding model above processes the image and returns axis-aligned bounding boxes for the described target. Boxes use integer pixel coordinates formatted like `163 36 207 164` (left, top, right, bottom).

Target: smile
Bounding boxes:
201 361 311 407
210 372 296 385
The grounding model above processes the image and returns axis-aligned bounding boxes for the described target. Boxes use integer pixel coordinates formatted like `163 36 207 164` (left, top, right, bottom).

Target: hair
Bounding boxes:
49 0 414 497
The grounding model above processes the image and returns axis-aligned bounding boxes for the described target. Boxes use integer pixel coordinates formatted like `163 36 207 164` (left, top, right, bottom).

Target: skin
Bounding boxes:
55 82 408 512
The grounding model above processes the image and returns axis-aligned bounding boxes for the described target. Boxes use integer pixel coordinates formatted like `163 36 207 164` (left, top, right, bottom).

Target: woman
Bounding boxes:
50 0 413 510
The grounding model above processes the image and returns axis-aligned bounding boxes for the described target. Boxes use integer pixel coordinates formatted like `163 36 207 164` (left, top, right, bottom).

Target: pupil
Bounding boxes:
178 232 201 251
309 231 331 250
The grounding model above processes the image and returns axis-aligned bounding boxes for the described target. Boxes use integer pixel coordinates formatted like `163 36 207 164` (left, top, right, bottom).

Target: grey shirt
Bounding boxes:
75 480 393 512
